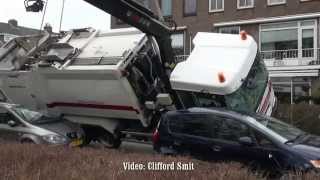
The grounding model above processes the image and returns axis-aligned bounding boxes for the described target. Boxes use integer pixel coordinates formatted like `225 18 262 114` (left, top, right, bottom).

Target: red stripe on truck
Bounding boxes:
46 102 140 114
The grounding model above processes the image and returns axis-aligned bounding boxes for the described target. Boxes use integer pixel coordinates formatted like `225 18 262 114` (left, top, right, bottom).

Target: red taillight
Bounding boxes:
152 129 160 144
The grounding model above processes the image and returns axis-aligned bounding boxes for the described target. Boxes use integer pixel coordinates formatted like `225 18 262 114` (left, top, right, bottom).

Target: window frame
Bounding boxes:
183 0 197 17
209 0 224 13
168 112 219 139
267 0 286 6
215 116 252 143
237 0 254 9
0 109 23 126
259 20 318 59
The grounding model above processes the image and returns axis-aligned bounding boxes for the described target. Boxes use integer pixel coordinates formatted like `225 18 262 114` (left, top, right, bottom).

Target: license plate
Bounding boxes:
70 139 83 147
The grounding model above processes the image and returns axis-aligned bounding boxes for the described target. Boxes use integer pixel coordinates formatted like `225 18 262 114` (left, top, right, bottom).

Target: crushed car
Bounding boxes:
0 103 84 146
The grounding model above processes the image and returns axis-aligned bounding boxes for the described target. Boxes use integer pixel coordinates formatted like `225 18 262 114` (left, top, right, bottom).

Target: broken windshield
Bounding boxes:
11 106 61 124
225 54 268 113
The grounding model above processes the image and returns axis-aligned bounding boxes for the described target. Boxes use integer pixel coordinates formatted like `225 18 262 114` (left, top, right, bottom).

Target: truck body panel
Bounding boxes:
170 32 257 95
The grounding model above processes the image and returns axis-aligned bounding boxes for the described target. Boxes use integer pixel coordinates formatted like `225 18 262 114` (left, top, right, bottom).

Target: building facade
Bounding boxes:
111 0 320 104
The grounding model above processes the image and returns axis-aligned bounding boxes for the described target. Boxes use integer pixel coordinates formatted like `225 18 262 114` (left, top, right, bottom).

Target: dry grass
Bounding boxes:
0 143 262 180
0 143 319 180
0 104 319 180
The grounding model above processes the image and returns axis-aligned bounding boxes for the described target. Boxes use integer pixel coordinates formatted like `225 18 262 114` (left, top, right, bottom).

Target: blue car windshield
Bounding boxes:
254 115 303 141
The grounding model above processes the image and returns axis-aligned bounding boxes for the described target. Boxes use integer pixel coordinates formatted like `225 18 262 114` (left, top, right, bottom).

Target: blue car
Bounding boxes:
153 108 320 174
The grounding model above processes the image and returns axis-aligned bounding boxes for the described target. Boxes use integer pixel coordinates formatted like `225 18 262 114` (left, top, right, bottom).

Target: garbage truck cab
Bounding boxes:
170 32 276 116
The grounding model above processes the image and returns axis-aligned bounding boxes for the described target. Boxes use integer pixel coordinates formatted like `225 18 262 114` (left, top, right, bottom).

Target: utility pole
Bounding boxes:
59 0 66 32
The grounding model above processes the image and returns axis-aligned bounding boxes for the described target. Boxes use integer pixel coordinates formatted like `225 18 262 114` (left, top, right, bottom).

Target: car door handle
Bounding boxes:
211 145 222 152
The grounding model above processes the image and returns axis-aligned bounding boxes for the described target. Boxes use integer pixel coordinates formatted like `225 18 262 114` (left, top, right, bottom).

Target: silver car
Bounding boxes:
0 103 84 146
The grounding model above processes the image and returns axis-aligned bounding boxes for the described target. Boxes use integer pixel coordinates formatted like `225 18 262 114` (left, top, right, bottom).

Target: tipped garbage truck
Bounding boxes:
0 0 276 147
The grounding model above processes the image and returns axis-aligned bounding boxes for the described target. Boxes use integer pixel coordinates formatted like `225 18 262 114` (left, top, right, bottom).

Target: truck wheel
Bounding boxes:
80 136 92 147
97 133 122 149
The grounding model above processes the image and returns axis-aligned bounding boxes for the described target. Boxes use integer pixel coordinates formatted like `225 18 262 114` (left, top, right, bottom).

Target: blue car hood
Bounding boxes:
292 135 320 159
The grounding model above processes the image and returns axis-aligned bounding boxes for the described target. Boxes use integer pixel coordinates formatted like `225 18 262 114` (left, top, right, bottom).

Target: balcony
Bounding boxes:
261 48 320 67
261 48 320 78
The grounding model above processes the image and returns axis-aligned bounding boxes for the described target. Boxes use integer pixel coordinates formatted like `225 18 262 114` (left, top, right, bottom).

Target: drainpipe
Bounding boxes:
290 79 294 105
309 79 312 105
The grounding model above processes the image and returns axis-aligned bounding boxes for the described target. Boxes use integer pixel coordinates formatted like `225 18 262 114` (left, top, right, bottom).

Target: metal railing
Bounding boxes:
175 48 320 67
261 48 320 67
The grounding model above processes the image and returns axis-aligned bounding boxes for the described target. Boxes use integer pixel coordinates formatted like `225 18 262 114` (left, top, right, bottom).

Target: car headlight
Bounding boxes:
42 134 68 144
310 160 320 168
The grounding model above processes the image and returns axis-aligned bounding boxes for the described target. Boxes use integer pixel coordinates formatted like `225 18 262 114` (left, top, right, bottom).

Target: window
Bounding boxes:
115 18 125 25
253 131 276 148
218 26 240 34
255 115 303 142
171 33 185 55
238 0 254 9
267 0 286 6
225 55 268 113
176 90 226 109
161 0 172 16
2 34 17 42
209 0 224 12
217 118 250 142
184 0 197 16
0 108 9 124
169 114 217 138
261 22 298 52
260 20 317 59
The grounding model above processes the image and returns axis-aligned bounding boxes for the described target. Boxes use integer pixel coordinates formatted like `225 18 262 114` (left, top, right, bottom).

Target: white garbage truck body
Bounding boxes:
0 29 276 145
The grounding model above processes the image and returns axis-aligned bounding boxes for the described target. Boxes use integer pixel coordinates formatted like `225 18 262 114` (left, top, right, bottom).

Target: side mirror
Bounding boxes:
239 136 254 146
7 120 17 127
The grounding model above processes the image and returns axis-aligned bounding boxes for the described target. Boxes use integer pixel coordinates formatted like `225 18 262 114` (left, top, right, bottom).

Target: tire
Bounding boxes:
79 136 92 147
97 133 122 149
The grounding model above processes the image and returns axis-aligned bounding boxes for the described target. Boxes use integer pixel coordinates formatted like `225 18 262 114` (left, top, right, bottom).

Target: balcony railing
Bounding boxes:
261 48 320 67
175 48 320 67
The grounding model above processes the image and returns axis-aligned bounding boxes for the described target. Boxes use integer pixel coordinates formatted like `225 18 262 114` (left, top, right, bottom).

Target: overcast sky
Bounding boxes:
0 0 111 32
